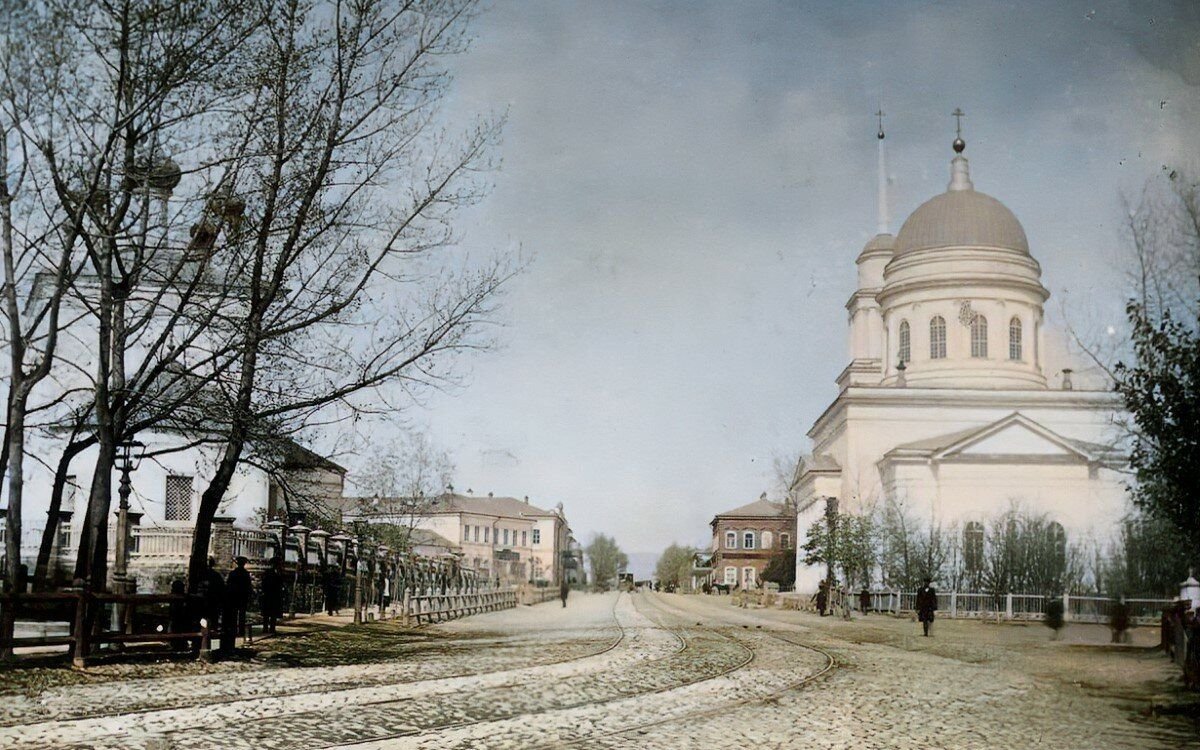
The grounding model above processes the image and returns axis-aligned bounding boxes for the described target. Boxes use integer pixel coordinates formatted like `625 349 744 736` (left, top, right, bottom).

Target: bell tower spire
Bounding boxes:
876 107 889 235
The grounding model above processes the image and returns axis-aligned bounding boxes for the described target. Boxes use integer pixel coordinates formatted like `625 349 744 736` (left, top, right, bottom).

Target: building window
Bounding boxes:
522 530 528 547
724 567 737 585
503 528 509 546
742 567 756 587
930 316 946 359
964 522 984 573
164 475 193 521
725 531 737 549
533 528 541 544
971 315 988 358
474 525 480 542
742 531 756 550
761 531 774 549
781 532 791 550
463 525 469 542
484 526 490 543
1009 316 1022 360
898 320 910 364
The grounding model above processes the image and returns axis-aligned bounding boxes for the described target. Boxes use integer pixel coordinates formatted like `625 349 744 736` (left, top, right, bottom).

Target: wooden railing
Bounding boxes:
0 590 211 667
402 588 517 626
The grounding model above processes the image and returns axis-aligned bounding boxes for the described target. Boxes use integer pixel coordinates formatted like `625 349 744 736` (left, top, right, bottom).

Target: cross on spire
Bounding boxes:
951 107 967 154
876 107 885 139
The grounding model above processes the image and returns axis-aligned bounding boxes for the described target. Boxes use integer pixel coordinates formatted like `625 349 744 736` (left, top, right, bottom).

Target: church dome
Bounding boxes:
894 188 1028 257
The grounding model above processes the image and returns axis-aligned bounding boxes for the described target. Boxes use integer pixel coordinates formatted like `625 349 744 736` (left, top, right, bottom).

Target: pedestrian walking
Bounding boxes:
222 556 252 653
859 586 871 615
560 579 570 608
1110 597 1131 644
260 557 284 635
916 577 937 636
814 579 829 616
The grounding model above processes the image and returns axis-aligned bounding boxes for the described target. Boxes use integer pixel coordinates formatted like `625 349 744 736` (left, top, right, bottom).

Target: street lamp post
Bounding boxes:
351 524 366 625
111 439 144 639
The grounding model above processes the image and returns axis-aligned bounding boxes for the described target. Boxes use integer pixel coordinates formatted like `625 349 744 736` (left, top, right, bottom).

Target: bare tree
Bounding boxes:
349 429 455 550
182 0 511 591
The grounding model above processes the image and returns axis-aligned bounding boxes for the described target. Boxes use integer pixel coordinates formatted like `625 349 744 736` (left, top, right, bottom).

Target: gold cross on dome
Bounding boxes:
952 108 965 137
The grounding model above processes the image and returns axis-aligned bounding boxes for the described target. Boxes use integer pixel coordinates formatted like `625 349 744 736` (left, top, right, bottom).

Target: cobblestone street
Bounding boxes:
0 592 1196 749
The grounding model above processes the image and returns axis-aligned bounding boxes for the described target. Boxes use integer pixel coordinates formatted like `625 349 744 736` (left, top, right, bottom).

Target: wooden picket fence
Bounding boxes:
401 588 517 626
0 590 210 667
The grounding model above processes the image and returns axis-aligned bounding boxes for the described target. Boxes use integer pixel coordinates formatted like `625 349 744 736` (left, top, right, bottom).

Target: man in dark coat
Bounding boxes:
560 579 570 608
196 556 225 651
222 556 253 653
859 586 871 615
260 557 284 634
322 565 341 616
916 577 937 636
814 579 829 616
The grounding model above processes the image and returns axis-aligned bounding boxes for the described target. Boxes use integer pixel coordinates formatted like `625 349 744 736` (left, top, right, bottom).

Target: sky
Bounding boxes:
368 1 1200 575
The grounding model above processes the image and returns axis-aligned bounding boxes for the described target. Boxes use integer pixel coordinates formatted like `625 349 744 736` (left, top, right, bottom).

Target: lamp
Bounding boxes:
113 439 146 585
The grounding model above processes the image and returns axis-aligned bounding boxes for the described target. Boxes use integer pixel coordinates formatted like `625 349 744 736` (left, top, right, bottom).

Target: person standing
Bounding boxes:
196 556 225 651
223 556 253 653
859 586 871 615
260 557 284 635
560 579 570 608
916 577 937 636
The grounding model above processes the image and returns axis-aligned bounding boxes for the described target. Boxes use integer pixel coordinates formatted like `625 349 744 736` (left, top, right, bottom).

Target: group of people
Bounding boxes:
170 555 286 655
811 577 939 635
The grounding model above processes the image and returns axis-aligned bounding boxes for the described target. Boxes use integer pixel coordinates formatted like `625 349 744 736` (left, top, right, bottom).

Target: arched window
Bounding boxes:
742 531 756 550
898 320 911 364
1009 316 1022 361
930 316 947 359
724 567 737 585
970 315 988 358
964 522 984 573
724 531 737 549
780 532 791 550
761 531 774 549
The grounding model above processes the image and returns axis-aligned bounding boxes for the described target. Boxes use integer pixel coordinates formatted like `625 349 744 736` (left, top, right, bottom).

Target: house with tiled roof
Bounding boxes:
709 494 796 589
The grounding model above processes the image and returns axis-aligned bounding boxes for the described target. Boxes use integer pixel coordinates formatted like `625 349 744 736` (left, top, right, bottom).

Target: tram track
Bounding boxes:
311 591 744 749
320 592 826 750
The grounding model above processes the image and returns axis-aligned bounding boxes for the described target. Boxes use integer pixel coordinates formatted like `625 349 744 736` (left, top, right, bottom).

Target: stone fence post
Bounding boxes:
1005 592 1014 620
209 517 236 573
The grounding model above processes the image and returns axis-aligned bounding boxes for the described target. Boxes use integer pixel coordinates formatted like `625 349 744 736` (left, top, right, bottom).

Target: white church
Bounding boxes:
792 118 1128 593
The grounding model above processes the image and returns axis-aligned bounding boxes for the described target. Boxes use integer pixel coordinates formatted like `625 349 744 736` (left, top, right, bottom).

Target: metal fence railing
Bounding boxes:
859 590 1174 625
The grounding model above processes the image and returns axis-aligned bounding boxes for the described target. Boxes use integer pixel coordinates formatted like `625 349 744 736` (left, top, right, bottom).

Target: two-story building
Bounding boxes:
709 496 796 589
338 492 574 587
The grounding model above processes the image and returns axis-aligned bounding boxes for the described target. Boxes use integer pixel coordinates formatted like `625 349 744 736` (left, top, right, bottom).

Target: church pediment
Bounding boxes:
885 412 1119 464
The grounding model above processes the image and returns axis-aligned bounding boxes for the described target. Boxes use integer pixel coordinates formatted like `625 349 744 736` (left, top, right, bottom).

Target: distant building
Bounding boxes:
338 492 573 587
710 497 796 589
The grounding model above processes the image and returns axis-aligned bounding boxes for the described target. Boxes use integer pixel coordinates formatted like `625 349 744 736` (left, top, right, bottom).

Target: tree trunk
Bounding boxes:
33 438 91 590
187 437 244 592
4 408 24 590
74 437 115 590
